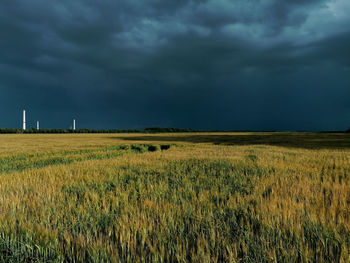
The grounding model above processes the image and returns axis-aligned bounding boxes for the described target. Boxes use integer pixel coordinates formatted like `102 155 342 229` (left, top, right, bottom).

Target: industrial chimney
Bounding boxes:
23 110 26 130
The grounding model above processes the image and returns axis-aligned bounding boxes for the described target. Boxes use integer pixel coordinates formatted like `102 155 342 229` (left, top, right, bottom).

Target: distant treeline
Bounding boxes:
1 127 349 134
0 127 202 134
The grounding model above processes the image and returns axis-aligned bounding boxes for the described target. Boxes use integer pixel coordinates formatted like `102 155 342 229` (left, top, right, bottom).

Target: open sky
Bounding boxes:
1 0 349 130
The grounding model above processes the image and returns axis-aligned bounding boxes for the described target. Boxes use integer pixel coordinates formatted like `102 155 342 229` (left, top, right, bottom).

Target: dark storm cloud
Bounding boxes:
0 0 349 130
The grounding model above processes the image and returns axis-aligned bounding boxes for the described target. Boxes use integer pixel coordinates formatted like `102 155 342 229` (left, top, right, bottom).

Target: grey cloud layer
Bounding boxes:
0 0 349 130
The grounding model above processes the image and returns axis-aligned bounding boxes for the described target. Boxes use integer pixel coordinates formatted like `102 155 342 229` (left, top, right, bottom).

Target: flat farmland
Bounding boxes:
0 133 349 262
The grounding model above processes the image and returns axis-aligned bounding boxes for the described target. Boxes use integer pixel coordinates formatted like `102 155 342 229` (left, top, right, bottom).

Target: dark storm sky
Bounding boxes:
1 0 350 130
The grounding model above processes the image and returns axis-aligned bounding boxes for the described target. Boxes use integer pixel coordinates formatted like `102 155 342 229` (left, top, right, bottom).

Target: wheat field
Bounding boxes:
0 133 349 262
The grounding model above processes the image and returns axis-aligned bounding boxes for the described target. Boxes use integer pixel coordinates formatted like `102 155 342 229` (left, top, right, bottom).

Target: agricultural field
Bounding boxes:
0 133 349 262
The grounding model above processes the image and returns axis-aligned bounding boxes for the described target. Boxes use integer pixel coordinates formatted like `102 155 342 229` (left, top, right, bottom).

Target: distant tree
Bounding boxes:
144 127 200 133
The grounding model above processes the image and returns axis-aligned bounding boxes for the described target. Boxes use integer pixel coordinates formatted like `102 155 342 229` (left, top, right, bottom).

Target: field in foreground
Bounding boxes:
0 132 349 262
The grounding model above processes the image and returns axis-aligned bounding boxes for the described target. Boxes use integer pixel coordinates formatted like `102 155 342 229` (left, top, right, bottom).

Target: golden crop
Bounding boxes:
0 133 349 262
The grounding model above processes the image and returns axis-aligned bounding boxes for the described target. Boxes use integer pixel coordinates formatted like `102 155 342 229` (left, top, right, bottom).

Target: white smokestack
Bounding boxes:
73 119 76 130
37 121 39 130
23 110 26 130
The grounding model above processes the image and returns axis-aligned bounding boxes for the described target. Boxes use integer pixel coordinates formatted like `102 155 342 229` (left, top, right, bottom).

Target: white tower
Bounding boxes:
23 110 26 130
73 119 76 130
36 121 39 130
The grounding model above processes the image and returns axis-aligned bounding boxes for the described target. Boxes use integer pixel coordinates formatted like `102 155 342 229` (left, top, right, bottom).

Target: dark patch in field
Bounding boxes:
115 133 350 149
160 144 171 150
